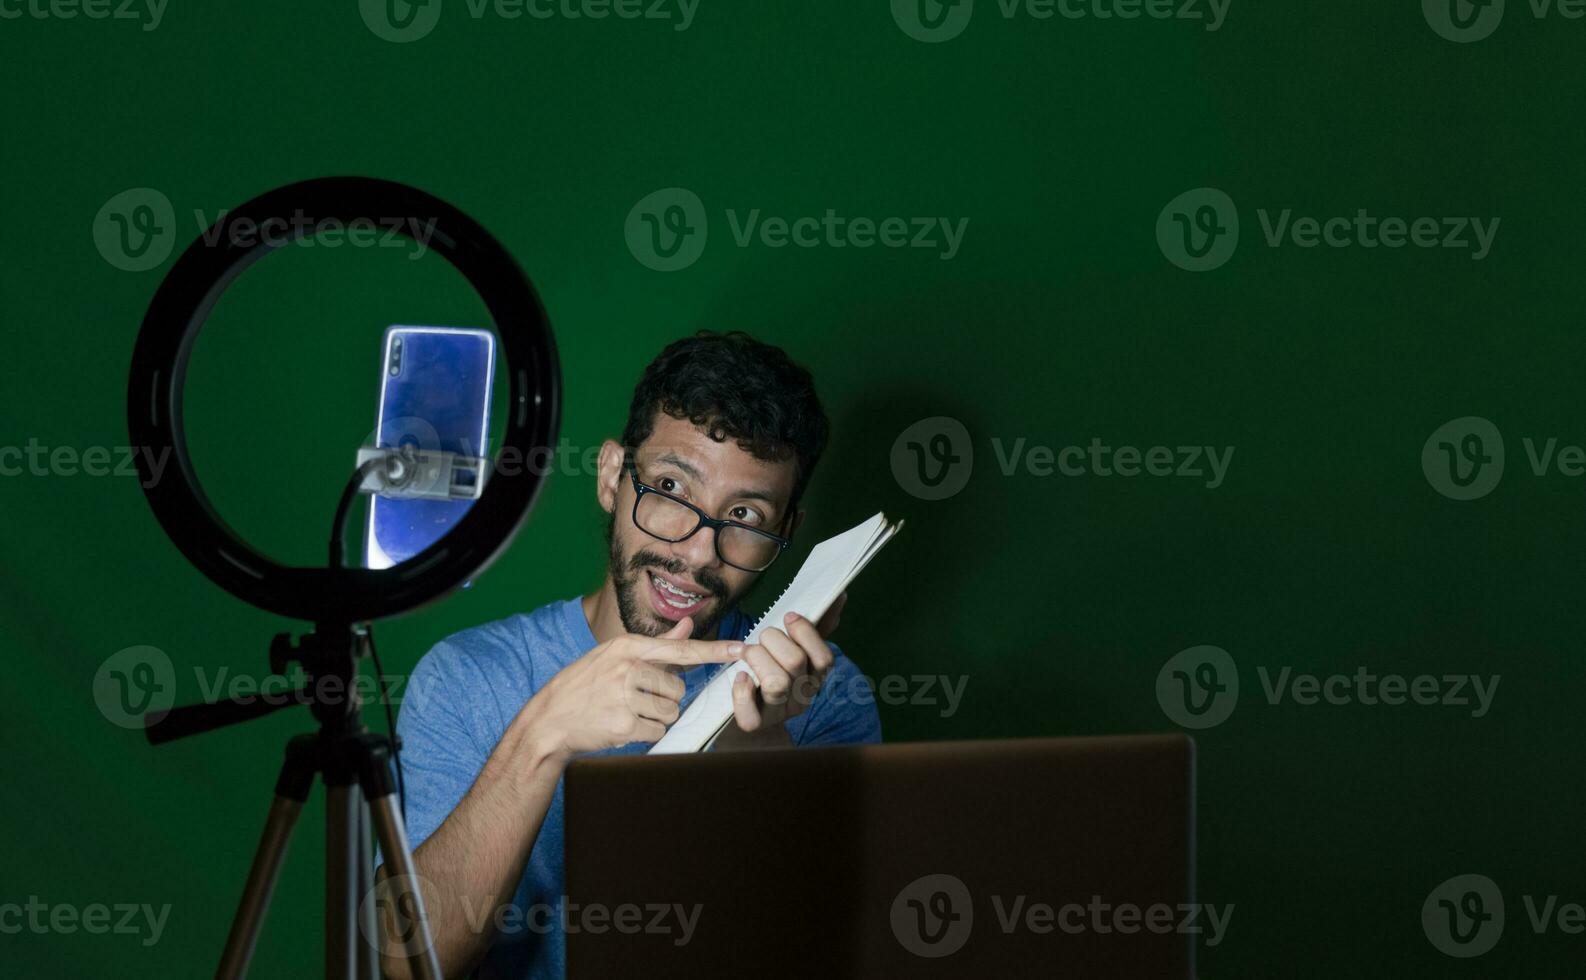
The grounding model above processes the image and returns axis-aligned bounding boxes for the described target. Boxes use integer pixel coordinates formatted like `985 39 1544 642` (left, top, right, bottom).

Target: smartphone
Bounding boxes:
366 326 495 570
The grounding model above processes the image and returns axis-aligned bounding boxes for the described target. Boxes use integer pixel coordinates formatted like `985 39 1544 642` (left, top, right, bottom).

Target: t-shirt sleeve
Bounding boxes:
390 641 489 852
788 642 882 747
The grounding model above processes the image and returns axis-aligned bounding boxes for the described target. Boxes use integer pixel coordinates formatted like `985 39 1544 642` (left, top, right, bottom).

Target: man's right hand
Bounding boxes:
515 616 743 760
380 619 738 980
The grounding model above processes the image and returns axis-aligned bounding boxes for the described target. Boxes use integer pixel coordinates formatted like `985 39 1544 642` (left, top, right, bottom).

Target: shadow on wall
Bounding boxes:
684 241 1109 739
814 378 989 667
694 299 1000 740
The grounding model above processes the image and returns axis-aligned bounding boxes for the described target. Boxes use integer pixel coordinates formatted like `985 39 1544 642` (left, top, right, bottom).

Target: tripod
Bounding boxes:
147 622 442 980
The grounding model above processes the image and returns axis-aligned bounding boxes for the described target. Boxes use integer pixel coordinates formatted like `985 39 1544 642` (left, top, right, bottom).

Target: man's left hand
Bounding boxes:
718 593 846 746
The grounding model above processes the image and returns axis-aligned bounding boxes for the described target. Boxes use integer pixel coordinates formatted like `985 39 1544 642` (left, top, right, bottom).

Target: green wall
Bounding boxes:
2 0 1582 974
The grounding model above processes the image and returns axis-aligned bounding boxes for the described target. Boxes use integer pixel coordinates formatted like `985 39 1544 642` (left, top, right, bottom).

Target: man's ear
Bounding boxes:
595 440 625 515
786 506 805 538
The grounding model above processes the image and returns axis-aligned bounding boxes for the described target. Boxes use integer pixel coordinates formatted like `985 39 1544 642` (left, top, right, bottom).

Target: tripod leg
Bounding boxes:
217 736 317 980
354 796 379 980
325 782 360 980
366 793 443 980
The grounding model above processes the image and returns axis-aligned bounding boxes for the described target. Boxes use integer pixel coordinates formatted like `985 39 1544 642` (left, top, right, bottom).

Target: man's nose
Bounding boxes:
670 523 721 572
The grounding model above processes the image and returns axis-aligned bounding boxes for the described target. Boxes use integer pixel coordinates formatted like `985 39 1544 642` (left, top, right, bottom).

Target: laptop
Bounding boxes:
564 734 1196 977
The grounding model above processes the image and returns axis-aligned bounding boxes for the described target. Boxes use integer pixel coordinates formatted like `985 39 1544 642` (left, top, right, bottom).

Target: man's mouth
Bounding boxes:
645 569 713 620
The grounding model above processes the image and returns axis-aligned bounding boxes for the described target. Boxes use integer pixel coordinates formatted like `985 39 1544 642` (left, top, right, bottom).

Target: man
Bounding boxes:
379 331 881 979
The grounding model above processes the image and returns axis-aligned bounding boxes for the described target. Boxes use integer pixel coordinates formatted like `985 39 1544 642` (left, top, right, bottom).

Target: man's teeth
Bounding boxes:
654 574 704 607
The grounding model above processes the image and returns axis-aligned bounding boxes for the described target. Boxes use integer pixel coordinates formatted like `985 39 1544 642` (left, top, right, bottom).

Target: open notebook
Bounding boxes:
648 512 904 754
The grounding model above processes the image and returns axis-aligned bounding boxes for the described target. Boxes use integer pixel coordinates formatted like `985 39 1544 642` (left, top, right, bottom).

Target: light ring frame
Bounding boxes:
127 176 560 623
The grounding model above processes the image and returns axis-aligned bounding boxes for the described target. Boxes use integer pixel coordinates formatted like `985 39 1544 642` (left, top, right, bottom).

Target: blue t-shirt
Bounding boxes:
393 596 881 979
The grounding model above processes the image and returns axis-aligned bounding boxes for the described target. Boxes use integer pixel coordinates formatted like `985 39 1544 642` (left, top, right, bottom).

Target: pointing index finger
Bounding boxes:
637 637 746 666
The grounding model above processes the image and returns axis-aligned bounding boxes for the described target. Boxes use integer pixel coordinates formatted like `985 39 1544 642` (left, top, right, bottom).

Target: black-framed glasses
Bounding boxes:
623 457 792 572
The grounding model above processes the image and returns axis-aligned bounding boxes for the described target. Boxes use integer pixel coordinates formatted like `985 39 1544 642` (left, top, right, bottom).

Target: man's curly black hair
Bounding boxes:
622 331 829 514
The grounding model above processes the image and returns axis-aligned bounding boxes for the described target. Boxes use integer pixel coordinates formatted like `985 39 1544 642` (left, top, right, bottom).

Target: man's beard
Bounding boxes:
606 516 743 639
